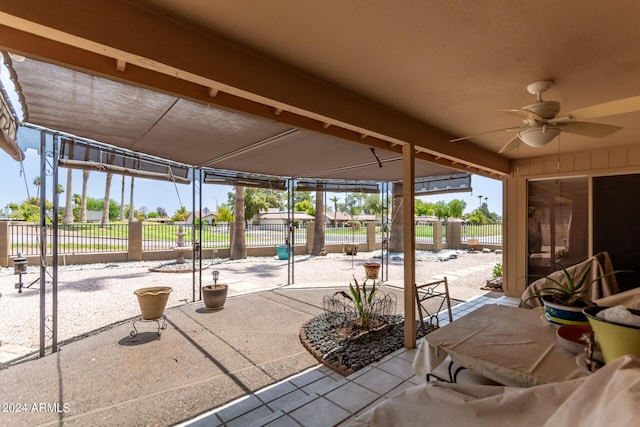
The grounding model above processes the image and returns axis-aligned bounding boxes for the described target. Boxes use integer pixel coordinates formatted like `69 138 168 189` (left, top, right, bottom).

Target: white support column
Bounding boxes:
403 143 416 348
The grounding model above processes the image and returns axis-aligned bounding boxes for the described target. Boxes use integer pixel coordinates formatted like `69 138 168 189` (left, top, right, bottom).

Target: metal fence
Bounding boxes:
415 222 435 244
462 222 502 245
142 223 231 251
325 225 367 245
10 223 129 256
9 221 503 257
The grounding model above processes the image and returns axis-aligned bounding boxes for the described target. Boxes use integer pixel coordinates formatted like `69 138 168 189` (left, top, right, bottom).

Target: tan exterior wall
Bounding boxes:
0 221 9 267
503 143 640 298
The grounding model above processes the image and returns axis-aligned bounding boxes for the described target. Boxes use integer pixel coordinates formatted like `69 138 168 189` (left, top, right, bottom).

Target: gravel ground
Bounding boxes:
0 250 501 350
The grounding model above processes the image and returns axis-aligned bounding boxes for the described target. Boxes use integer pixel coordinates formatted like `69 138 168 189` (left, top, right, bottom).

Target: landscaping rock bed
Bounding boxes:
300 313 431 376
149 261 210 273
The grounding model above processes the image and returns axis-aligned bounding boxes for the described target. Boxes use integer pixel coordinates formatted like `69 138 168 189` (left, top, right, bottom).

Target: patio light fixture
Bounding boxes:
212 270 219 285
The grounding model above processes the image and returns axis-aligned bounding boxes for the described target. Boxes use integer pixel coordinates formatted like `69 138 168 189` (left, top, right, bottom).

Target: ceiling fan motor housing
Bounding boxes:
518 126 561 146
522 101 561 120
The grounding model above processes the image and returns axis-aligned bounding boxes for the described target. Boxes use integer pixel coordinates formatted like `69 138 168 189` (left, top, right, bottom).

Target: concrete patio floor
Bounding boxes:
0 286 417 426
0 252 502 426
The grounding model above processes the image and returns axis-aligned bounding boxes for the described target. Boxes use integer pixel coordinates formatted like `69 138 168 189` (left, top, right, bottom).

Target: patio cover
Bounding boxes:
7 55 461 184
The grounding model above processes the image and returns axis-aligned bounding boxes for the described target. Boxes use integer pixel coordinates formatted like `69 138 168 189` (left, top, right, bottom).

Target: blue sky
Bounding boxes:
0 144 502 217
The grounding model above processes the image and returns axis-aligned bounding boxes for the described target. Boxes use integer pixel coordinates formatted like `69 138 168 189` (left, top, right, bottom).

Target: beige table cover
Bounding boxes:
352 355 640 427
594 287 640 309
412 304 587 387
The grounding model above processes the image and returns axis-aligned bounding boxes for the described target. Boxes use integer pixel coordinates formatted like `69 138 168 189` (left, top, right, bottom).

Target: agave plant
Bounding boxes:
528 262 624 307
335 275 377 327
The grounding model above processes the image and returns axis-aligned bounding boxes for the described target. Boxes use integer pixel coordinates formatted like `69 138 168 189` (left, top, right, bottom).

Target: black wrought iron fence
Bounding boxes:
325 225 367 245
415 222 435 244
10 223 129 256
198 223 231 249
10 223 41 256
143 223 192 251
8 221 503 258
462 223 502 245
244 223 287 247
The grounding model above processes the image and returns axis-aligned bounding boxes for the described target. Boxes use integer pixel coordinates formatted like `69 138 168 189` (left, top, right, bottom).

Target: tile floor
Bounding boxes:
180 295 521 427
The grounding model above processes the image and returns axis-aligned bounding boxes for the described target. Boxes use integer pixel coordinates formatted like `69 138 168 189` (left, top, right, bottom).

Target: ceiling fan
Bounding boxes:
451 80 640 153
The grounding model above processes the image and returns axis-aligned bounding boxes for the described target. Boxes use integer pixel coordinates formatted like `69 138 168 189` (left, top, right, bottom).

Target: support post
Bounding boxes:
402 144 416 348
51 134 59 352
39 132 46 357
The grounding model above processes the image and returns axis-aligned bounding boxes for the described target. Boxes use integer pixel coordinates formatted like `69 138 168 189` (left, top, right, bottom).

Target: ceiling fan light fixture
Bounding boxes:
517 126 561 147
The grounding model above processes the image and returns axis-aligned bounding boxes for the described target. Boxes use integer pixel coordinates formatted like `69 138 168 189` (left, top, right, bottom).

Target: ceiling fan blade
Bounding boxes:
498 108 543 122
563 96 640 120
450 126 524 143
561 121 623 138
498 135 523 153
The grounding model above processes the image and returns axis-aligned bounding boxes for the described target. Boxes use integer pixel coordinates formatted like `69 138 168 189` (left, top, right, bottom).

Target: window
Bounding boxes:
527 177 588 283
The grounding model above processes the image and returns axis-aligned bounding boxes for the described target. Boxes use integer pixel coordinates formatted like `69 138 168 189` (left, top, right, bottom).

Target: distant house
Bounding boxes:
145 217 171 224
185 211 217 224
256 208 314 226
446 217 466 223
415 215 439 224
324 211 352 226
85 210 103 223
352 213 377 223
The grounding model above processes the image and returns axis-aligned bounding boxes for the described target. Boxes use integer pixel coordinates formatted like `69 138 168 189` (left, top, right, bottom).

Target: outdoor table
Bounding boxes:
412 304 589 387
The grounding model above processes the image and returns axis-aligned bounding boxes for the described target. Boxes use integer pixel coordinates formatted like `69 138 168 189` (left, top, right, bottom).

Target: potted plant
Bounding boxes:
343 244 358 255
335 275 378 329
363 262 380 279
134 286 173 320
485 262 503 290
583 306 640 364
202 270 228 311
526 262 624 325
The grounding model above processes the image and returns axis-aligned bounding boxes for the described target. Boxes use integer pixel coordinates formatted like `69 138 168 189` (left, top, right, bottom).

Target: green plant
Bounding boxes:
335 275 377 327
527 262 624 307
492 262 503 278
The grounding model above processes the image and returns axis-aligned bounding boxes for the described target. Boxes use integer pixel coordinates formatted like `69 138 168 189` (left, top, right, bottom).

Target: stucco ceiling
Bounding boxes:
133 0 640 159
2 0 640 180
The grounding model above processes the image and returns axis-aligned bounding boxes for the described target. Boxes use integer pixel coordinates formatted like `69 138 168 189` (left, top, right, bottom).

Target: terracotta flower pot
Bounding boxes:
134 286 172 320
364 262 380 279
202 284 228 310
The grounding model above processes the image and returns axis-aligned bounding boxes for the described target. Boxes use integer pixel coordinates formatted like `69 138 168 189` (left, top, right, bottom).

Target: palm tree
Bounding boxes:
33 176 41 198
120 175 125 221
128 176 135 221
63 170 74 224
311 190 325 255
230 184 246 260
101 172 113 226
329 195 340 222
80 170 89 222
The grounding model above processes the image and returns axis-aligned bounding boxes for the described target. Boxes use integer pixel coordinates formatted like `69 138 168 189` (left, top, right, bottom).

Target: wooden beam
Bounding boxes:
403 143 416 348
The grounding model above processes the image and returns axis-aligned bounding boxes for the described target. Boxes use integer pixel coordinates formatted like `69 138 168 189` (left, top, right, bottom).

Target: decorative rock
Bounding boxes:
300 314 430 376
